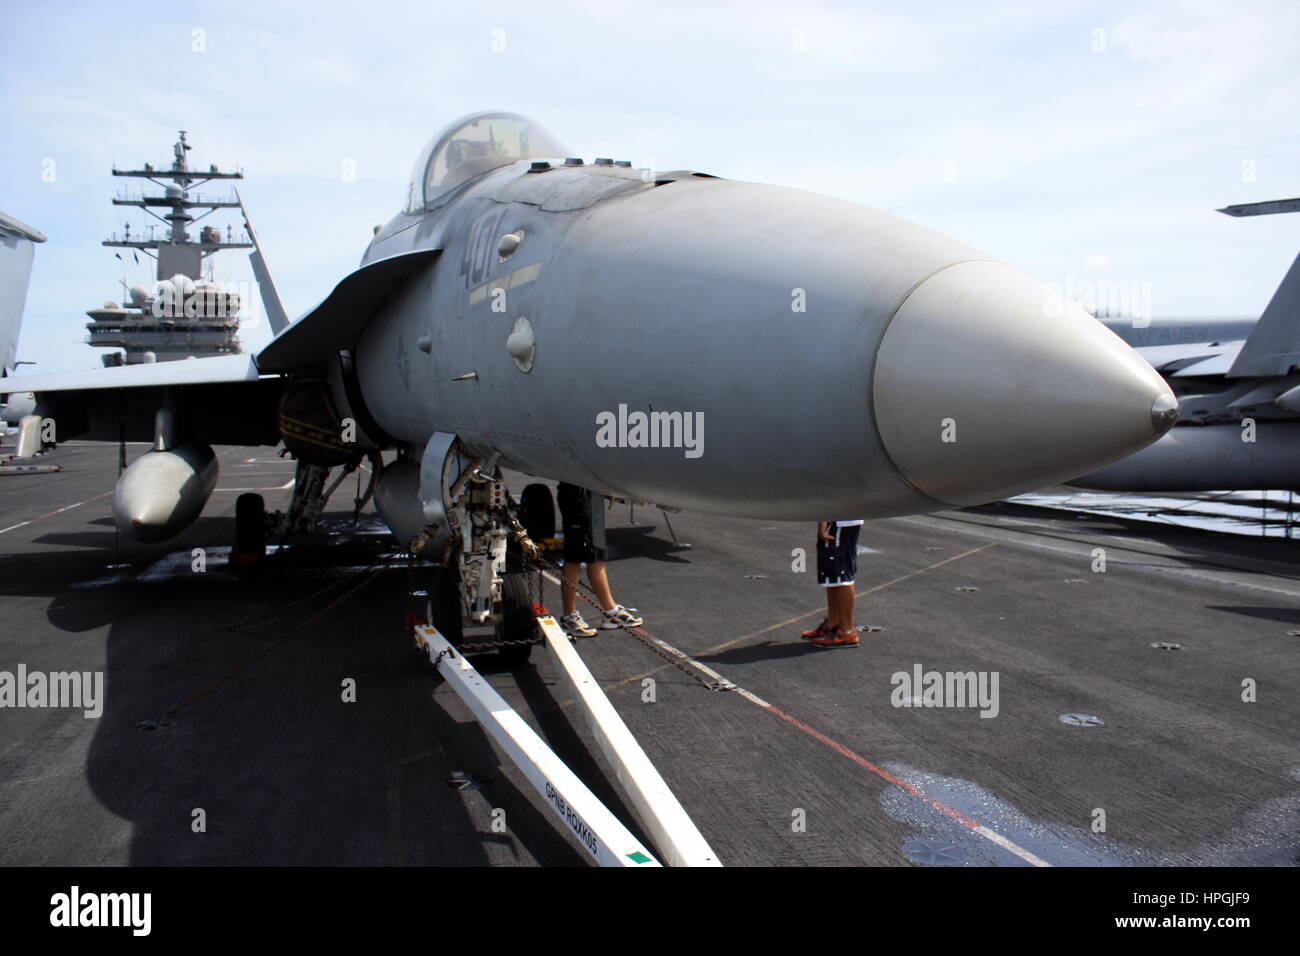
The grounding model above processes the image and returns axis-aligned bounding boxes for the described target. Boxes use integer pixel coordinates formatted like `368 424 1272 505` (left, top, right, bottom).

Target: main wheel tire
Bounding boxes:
234 493 266 562
494 572 537 667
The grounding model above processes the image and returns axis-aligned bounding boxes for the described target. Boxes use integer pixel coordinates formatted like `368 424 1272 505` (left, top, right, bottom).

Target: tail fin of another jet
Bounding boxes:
1220 198 1300 378
0 212 46 375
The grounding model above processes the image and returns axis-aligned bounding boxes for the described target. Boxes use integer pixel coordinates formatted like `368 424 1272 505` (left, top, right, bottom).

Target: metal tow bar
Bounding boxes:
412 615 722 867
413 623 660 867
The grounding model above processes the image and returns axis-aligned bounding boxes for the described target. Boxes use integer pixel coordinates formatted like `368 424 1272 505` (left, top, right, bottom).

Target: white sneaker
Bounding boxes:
599 605 643 629
561 612 597 638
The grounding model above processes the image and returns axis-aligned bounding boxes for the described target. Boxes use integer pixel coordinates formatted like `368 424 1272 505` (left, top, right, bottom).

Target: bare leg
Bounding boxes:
586 561 617 612
841 585 855 632
562 562 582 615
824 586 841 630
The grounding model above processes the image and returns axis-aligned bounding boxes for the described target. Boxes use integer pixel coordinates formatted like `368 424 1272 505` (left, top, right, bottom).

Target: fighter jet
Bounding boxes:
2 111 1177 648
1073 198 1300 492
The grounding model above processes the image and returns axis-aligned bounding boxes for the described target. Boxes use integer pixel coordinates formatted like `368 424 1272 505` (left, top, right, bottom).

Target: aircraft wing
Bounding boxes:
1133 340 1245 377
2 248 441 444
2 353 285 445
258 249 439 372
3 352 262 393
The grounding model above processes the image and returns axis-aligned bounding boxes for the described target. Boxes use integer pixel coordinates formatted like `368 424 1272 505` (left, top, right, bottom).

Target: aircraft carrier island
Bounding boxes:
87 131 250 367
0 112 1295 873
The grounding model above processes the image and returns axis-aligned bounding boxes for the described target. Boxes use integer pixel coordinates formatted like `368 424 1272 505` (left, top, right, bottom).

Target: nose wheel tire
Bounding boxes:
494 572 537 667
423 565 534 665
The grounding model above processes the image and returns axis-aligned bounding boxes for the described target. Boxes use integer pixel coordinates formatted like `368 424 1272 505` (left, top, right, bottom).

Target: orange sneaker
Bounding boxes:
801 619 830 640
809 628 859 649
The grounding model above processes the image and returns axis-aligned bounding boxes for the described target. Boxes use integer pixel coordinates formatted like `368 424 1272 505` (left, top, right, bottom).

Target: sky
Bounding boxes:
2 0 1297 372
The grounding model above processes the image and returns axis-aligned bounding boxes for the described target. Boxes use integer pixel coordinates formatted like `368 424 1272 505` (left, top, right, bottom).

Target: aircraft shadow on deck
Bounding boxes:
967 500 1300 575
603 524 693 564
695 639 814 666
1205 605 1300 625
5 510 639 865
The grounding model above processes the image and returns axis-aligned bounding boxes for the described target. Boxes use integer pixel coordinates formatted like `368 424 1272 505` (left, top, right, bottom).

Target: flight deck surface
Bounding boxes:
1 440 1296 866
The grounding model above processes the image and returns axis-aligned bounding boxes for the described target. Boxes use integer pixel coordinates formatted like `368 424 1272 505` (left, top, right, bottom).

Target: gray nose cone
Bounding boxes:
1150 392 1179 431
872 260 1177 507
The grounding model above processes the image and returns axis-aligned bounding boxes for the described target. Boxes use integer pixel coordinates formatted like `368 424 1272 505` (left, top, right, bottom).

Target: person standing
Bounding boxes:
802 519 863 648
555 482 643 637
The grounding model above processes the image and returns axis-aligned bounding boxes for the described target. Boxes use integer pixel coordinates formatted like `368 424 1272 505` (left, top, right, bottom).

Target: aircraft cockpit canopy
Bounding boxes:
405 111 570 212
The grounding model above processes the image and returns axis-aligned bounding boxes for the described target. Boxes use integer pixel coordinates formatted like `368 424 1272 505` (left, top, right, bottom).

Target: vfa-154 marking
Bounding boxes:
3 110 1178 660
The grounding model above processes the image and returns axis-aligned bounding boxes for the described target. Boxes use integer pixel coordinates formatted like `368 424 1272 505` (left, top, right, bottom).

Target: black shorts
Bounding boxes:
816 523 860 587
557 482 607 564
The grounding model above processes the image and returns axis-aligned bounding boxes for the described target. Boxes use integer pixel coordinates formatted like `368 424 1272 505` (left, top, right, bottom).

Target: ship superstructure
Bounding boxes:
87 131 251 365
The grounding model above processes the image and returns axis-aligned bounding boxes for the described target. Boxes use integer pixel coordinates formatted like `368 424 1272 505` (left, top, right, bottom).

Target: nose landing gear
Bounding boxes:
411 434 544 668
